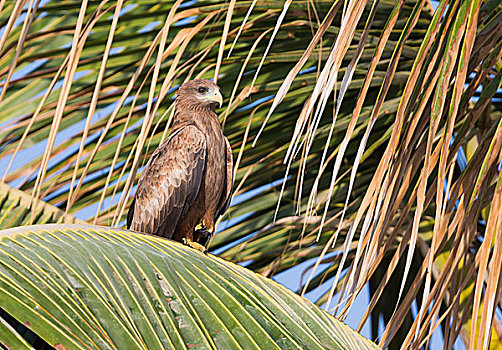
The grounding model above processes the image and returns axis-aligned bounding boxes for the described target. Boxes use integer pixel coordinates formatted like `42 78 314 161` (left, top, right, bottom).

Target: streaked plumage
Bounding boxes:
127 79 232 251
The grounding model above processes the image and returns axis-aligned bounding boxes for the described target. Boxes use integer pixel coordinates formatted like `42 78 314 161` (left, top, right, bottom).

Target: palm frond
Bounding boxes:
0 0 501 347
0 223 379 350
0 182 82 228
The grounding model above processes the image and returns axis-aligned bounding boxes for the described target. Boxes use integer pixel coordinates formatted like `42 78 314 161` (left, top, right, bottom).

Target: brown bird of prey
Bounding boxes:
127 79 233 252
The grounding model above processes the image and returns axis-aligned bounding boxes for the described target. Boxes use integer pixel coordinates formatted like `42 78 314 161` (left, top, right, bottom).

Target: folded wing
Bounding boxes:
127 125 206 238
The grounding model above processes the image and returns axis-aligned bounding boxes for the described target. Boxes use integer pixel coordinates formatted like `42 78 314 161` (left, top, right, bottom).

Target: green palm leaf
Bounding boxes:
0 182 82 229
0 224 378 350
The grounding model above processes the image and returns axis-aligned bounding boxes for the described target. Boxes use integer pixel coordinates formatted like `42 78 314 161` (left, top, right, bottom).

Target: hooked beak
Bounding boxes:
206 89 223 108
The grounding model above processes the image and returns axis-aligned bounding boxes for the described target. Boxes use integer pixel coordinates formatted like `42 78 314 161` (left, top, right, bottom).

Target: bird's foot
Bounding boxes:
195 222 214 240
182 238 207 254
194 224 213 253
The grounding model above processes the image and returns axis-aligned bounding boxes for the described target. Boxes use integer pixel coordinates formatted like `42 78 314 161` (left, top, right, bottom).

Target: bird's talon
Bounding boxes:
182 238 207 253
195 226 213 239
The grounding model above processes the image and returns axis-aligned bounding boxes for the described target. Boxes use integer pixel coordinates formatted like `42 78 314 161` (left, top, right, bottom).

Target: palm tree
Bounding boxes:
0 0 500 348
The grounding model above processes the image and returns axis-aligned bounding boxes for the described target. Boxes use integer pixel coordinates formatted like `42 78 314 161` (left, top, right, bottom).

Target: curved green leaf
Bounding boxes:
0 182 83 229
0 224 379 350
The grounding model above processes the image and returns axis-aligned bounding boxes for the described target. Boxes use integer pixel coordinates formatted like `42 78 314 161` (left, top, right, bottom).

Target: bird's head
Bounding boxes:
176 79 223 109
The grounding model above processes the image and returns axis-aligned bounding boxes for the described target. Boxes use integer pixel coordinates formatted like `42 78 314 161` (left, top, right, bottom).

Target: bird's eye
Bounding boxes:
198 87 207 93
